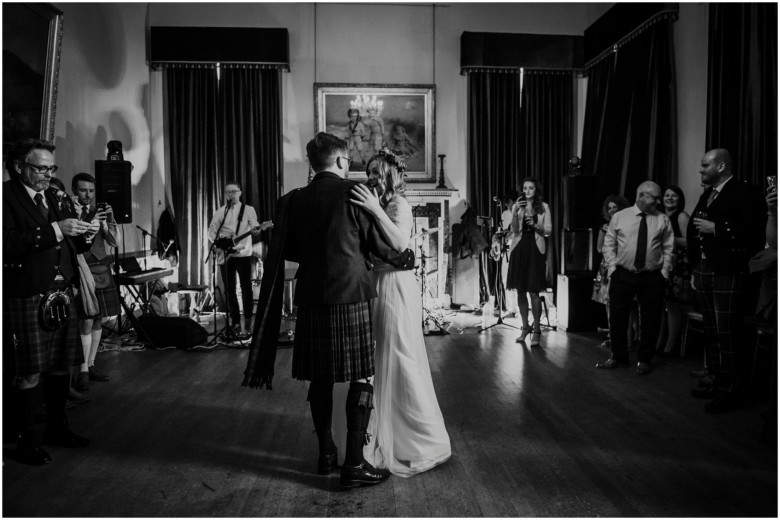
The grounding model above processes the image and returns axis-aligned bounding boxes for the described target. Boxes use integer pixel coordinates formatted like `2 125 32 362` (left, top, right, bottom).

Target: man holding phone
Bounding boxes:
71 172 120 390
687 148 766 413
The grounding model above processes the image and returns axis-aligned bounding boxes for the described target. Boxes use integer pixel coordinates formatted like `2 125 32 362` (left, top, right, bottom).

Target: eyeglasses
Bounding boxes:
340 156 352 167
225 189 241 195
24 162 58 175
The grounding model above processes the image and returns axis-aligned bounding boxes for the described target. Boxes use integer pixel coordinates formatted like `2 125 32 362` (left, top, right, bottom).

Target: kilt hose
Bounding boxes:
693 263 747 394
292 300 375 383
4 286 84 377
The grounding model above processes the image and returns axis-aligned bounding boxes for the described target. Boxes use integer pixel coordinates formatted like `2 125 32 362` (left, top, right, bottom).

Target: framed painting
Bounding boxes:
2 3 64 150
314 83 435 182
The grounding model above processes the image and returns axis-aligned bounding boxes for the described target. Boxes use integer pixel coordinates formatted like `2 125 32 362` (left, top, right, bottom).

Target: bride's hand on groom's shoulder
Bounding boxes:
350 184 382 215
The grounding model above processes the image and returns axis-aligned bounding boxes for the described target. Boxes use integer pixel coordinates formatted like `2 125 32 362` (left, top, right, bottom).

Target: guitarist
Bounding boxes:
207 181 262 337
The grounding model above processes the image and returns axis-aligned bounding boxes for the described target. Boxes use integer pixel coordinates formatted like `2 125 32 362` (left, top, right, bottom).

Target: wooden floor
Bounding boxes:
3 310 777 517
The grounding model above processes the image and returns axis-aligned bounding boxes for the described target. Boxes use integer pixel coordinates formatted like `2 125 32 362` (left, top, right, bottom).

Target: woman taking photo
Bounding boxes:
506 177 552 347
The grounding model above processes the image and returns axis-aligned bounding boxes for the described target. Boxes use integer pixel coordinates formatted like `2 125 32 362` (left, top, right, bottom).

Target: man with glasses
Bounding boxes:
244 132 414 488
596 181 674 376
3 138 93 465
207 181 260 338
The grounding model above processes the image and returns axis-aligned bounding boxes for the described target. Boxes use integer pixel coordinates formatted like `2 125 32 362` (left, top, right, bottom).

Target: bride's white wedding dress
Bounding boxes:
365 196 451 477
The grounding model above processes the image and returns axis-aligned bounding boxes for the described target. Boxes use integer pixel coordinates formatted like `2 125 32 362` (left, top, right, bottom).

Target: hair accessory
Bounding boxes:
377 148 406 173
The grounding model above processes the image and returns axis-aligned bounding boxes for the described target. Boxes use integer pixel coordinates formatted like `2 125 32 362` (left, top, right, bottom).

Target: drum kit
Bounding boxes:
411 227 450 335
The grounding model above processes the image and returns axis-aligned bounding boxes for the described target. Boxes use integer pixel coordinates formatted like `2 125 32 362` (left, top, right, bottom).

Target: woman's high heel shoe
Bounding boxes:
516 326 533 343
530 331 541 347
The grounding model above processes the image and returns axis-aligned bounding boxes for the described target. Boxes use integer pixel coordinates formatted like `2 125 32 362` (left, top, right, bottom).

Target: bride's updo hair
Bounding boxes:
366 149 406 207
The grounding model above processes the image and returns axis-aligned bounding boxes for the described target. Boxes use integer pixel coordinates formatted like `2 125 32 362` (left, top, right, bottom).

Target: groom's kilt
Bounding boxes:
292 300 374 382
3 286 84 377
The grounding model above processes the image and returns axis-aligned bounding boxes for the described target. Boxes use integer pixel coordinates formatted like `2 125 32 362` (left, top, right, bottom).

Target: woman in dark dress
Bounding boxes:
506 177 552 347
658 185 693 355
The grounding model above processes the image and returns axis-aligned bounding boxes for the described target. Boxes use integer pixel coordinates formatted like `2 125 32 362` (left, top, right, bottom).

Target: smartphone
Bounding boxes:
97 202 107 211
517 193 527 207
768 176 777 193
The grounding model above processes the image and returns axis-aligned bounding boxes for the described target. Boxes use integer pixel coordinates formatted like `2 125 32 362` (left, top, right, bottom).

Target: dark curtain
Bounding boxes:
466 71 522 218
518 71 574 287
706 3 777 186
581 17 677 205
166 66 220 286
218 66 284 223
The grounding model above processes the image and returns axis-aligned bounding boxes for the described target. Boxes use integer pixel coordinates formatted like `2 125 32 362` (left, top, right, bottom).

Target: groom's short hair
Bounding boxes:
306 132 347 172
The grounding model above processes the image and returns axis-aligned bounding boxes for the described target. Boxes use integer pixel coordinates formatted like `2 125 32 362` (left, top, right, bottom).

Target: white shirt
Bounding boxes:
207 203 258 260
22 182 63 242
603 204 674 277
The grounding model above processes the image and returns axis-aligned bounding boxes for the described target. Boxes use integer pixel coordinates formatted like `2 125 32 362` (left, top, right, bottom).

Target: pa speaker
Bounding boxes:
556 274 600 332
95 160 132 223
137 315 209 350
562 175 598 229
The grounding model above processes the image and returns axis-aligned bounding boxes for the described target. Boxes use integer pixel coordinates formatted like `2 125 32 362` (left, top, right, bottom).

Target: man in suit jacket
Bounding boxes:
284 132 413 488
3 138 93 465
687 148 767 413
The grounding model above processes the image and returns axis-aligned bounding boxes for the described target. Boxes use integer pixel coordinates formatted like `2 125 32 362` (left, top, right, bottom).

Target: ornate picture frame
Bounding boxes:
2 3 64 149
314 83 435 182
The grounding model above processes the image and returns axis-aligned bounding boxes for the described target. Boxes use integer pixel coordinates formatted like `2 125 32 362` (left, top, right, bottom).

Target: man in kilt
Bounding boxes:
255 133 413 488
71 172 119 390
3 138 93 465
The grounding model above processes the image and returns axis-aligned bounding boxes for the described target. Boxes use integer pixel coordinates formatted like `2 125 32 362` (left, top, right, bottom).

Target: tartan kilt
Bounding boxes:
94 276 121 317
3 287 84 377
292 300 375 382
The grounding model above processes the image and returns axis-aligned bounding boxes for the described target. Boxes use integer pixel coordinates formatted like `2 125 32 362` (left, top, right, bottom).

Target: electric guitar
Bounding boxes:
214 220 274 263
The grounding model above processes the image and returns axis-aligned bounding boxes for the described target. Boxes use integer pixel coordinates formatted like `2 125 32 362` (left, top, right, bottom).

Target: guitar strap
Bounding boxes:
236 203 246 234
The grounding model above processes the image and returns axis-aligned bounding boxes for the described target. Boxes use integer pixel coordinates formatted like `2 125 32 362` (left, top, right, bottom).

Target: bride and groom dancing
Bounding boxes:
244 132 450 487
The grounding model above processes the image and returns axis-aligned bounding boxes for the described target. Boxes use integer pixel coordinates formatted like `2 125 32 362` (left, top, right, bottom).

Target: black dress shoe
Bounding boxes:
17 440 52 466
340 461 390 488
636 362 652 375
595 358 629 369
691 386 717 399
88 366 109 382
43 426 90 448
317 448 338 475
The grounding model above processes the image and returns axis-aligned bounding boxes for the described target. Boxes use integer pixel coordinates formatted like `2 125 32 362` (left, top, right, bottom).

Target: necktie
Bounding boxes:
706 188 718 207
635 212 647 270
34 193 48 220
81 206 89 221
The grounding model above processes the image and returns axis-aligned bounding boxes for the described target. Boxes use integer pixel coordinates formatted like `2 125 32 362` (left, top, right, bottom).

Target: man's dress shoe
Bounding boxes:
318 448 338 475
595 358 629 369
340 461 390 488
17 439 52 466
636 362 652 375
88 366 109 382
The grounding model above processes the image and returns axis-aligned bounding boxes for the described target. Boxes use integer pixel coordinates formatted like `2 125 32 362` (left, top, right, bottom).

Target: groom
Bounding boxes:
245 132 413 488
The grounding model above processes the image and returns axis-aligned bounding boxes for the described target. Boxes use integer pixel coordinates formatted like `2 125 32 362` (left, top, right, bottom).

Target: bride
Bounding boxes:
349 150 451 477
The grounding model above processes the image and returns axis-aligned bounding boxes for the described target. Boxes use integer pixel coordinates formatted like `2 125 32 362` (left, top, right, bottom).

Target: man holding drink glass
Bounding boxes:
687 148 766 413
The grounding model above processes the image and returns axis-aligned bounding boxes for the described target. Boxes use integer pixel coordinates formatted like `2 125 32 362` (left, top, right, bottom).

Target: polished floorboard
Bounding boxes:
2 310 777 517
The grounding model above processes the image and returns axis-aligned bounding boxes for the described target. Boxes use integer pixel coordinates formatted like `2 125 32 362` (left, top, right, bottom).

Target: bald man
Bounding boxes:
687 148 766 413
597 181 674 375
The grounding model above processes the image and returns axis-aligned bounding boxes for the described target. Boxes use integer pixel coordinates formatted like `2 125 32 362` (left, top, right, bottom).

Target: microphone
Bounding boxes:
492 196 500 201
136 225 151 235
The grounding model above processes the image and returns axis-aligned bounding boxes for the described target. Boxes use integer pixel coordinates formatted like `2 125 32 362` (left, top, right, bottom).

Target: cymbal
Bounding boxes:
411 227 439 240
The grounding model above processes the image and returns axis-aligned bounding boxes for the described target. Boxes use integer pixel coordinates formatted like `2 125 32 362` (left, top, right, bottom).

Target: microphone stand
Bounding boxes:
205 203 238 345
479 199 519 333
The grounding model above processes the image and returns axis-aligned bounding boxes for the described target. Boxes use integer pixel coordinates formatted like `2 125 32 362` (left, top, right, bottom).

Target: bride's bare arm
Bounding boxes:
350 184 408 252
